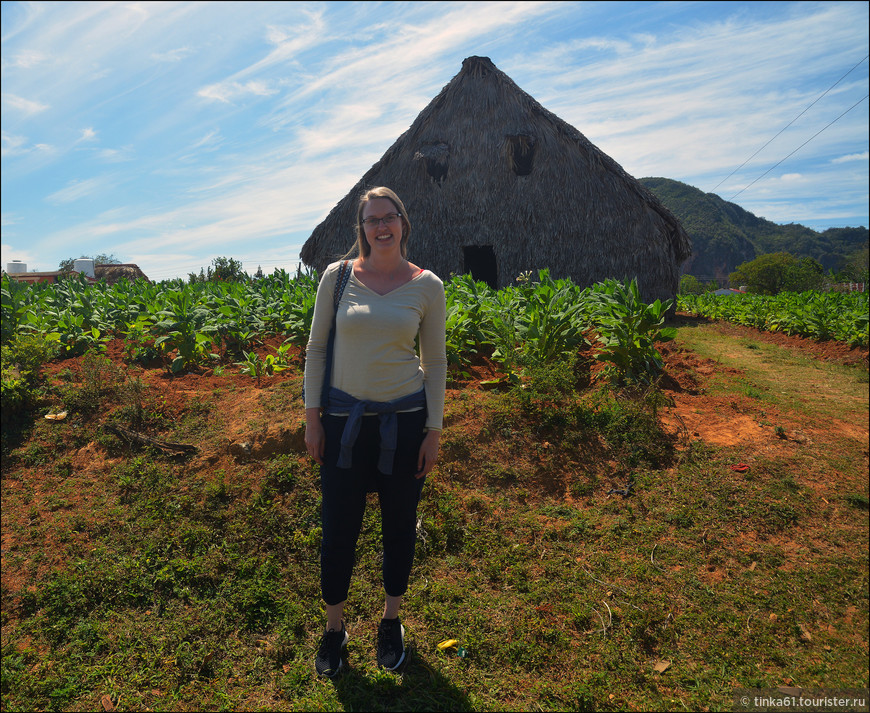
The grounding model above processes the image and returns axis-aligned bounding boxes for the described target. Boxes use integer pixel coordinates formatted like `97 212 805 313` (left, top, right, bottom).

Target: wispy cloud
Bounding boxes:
197 80 279 104
1 131 53 158
45 177 110 204
77 127 98 143
193 10 331 106
216 9 329 81
1 1 866 279
3 49 50 69
509 3 869 192
1 93 49 115
259 0 557 166
190 130 222 150
151 46 193 62
1 131 29 157
32 146 362 265
1 239 41 272
832 151 869 164
97 146 134 163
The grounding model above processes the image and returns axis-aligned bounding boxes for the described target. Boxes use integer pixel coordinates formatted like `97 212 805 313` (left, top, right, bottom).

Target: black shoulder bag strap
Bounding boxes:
320 260 352 408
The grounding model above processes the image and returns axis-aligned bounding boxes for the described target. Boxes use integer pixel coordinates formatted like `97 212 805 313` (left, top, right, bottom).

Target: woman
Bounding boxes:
304 186 447 677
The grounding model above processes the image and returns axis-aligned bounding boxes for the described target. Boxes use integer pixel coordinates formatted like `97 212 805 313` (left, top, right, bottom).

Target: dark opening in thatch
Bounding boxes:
300 55 691 302
463 246 498 288
506 134 536 176
414 142 450 185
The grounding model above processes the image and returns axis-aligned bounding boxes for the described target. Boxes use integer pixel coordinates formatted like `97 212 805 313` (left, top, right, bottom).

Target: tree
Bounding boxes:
187 268 207 284
729 252 825 294
836 244 870 283
186 257 248 284
783 256 825 292
679 274 706 295
58 253 121 272
209 256 248 283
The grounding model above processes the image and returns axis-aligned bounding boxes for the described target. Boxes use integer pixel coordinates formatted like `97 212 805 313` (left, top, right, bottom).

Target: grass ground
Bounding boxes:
1 318 868 711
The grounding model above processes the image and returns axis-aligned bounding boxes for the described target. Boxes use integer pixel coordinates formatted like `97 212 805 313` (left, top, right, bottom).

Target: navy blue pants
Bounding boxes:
319 410 427 606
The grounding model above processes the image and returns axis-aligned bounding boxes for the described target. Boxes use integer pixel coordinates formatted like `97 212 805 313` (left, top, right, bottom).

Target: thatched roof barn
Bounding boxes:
94 264 150 284
300 56 690 301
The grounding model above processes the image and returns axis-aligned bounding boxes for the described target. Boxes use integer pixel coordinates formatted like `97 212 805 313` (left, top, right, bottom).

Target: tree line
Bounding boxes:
58 255 263 284
681 246 868 296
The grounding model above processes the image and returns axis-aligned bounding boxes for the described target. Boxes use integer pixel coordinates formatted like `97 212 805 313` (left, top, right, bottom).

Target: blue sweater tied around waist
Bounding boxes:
325 387 427 475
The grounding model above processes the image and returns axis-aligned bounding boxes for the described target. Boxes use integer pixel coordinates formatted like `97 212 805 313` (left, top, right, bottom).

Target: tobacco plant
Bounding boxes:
679 290 868 346
588 279 675 385
512 269 589 364
153 288 218 373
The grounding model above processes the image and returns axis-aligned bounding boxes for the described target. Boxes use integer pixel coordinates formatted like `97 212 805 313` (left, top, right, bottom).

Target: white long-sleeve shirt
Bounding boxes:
304 261 448 431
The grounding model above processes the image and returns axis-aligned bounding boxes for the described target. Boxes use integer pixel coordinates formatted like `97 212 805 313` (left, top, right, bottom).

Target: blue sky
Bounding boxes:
2 1 868 282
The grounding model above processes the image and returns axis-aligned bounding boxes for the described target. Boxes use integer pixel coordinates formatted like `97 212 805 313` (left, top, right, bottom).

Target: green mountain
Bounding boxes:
640 177 868 281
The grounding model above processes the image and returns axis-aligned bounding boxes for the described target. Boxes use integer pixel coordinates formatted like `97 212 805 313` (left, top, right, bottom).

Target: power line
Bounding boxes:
728 93 869 202
710 53 869 194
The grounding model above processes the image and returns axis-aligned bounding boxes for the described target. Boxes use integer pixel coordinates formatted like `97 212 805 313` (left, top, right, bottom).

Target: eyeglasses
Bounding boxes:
361 213 401 228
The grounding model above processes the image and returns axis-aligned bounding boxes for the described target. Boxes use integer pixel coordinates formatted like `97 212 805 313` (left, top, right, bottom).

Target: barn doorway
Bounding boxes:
463 246 498 289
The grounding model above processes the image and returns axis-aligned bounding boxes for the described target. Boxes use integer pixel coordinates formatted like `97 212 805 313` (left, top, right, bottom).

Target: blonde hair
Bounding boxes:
345 186 412 260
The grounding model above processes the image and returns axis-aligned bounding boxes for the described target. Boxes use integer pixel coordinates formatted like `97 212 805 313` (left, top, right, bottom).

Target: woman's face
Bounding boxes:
361 197 403 257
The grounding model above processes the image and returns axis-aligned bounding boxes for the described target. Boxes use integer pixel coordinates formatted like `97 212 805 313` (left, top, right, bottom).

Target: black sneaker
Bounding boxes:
315 623 348 678
376 617 407 671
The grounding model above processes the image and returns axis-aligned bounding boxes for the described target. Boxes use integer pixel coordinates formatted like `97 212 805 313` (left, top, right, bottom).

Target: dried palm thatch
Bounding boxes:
300 56 691 302
94 264 150 284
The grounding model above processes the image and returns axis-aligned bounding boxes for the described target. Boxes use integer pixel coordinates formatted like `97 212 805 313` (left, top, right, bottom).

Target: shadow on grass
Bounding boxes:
670 313 711 328
330 646 472 712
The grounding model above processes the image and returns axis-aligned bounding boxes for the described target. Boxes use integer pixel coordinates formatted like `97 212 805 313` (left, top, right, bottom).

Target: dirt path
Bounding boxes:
658 317 868 463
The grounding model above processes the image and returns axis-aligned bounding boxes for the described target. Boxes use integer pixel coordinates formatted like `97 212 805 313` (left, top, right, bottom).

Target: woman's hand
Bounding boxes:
305 408 325 465
416 429 441 479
